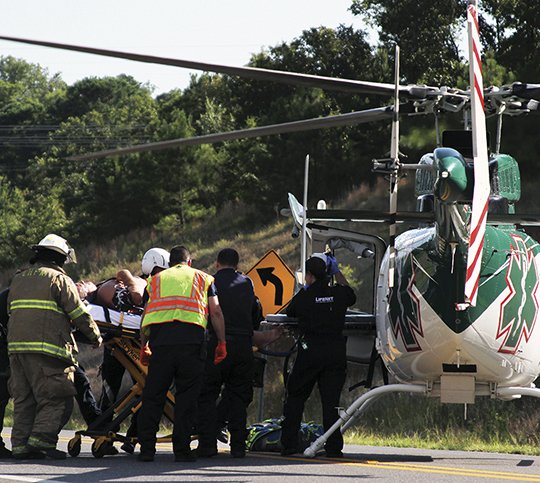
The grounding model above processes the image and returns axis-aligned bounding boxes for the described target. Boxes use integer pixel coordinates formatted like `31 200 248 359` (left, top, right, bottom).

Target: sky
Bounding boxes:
0 0 371 95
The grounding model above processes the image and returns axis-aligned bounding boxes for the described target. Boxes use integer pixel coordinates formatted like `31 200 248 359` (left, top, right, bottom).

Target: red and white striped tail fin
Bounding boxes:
463 0 490 308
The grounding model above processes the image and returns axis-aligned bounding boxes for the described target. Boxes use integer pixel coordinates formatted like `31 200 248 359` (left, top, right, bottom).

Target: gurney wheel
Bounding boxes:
91 437 109 458
68 435 81 457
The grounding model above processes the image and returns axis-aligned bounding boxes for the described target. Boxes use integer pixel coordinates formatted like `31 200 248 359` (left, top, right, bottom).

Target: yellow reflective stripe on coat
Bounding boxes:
10 299 64 314
68 304 88 319
8 341 74 362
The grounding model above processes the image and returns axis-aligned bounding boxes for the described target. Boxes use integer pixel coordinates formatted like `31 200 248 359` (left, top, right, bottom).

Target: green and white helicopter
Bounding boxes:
2 0 540 458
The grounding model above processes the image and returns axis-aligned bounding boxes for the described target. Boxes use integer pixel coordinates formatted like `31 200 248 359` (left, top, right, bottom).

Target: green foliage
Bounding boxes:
482 0 540 80
0 176 67 268
0 56 66 184
351 0 466 85
0 5 537 271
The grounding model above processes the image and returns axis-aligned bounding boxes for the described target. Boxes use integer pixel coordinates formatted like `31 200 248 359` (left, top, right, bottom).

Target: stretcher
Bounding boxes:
263 312 388 389
68 309 176 458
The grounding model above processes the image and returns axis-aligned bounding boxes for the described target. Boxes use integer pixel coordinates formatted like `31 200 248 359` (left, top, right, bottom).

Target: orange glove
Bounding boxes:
139 343 152 366
214 341 227 365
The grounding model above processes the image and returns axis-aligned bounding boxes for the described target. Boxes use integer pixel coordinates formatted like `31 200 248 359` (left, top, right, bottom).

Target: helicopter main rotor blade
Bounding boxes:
0 35 433 98
508 83 540 100
67 106 397 161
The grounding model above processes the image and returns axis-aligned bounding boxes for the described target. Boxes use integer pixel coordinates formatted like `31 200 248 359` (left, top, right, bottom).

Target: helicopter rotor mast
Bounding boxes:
387 45 401 289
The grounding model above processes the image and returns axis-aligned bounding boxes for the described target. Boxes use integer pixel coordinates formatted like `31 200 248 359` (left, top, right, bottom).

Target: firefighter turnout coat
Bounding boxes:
7 262 101 364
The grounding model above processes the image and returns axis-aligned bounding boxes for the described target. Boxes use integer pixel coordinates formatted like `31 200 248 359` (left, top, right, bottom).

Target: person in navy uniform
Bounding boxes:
280 254 356 458
196 248 262 458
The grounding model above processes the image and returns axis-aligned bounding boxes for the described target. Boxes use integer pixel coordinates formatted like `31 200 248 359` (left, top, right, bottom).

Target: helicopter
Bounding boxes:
2 0 540 459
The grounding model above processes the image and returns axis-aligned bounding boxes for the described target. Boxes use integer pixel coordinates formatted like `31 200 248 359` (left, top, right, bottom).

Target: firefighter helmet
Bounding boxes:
32 234 77 263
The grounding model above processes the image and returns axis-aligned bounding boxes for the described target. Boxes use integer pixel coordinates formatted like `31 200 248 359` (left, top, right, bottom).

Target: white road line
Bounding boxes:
0 476 66 483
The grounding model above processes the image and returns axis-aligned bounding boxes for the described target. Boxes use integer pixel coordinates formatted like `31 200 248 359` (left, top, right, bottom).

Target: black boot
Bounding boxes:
0 445 12 459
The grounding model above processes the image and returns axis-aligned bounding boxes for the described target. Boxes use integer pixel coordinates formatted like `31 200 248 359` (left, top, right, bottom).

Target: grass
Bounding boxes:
344 429 540 456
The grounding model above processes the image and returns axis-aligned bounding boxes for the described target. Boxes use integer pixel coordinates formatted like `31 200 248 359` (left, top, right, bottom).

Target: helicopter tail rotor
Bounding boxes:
461 0 490 309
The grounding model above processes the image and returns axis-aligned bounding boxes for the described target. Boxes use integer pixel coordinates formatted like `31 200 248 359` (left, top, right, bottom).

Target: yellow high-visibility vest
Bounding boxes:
141 264 214 335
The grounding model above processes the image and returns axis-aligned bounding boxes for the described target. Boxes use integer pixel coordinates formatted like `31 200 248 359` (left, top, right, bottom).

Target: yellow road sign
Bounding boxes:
246 250 296 316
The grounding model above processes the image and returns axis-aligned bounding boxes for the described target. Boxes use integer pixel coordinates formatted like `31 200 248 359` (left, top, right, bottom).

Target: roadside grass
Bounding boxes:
341 391 540 456
345 429 540 456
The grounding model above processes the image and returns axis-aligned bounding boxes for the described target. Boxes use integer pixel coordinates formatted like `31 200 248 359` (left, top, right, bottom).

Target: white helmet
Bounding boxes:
32 234 77 263
141 247 170 276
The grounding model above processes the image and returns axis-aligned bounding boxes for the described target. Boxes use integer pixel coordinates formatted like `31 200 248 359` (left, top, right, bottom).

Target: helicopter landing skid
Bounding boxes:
303 383 540 457
303 384 426 458
496 386 540 400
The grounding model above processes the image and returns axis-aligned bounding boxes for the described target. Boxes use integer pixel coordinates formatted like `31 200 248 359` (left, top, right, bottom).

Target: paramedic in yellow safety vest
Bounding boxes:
137 245 227 463
7 234 102 460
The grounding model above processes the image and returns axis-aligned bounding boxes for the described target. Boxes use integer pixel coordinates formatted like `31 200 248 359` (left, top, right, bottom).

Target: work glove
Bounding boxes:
214 341 227 365
326 254 340 276
139 343 152 366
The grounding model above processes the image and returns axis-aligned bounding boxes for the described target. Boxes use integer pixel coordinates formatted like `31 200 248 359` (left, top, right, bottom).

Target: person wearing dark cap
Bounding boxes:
280 253 356 458
196 248 262 459
7 234 102 460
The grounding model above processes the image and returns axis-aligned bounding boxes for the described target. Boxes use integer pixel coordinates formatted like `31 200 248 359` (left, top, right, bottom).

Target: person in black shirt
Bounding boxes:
196 248 261 458
280 254 356 458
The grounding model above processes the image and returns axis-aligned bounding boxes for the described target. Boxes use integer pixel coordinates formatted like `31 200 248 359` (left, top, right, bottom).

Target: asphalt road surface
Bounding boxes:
1 429 539 482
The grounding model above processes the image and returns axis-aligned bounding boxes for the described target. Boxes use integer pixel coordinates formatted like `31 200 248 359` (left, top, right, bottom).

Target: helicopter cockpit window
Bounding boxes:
325 237 375 314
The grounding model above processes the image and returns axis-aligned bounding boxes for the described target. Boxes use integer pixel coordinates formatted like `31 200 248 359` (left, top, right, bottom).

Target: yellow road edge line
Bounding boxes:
6 433 539 481
251 452 540 482
370 460 540 478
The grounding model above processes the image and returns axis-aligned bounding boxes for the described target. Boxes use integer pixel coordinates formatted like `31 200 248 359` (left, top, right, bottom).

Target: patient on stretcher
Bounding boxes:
76 270 145 329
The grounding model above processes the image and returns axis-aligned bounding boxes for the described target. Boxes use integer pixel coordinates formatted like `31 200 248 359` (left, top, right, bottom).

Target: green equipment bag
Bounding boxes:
246 418 324 452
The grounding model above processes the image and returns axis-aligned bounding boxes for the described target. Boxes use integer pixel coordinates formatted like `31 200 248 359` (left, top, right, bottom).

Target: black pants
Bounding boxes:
137 343 204 455
74 365 101 426
99 347 137 436
281 336 347 454
0 375 8 449
99 347 125 414
197 337 254 451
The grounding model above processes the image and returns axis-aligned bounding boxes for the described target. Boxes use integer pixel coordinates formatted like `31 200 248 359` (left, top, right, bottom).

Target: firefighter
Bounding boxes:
0 288 10 458
137 245 227 462
280 254 356 458
196 248 262 459
7 234 103 460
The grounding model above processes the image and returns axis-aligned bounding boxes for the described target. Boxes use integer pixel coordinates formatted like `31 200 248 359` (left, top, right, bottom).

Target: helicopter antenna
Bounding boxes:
495 107 504 155
388 45 401 288
462 0 490 308
434 111 441 147
301 154 310 284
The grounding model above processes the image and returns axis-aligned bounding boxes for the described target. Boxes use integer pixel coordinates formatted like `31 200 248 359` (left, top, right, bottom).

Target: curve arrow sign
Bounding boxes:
256 267 284 306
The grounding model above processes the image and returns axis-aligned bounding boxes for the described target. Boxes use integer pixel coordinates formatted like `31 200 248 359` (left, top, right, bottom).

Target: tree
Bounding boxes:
482 0 540 81
29 76 160 239
0 56 66 184
0 177 67 268
351 0 467 85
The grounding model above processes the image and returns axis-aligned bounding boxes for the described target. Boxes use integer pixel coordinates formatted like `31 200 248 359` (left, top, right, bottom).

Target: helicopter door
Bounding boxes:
308 224 386 364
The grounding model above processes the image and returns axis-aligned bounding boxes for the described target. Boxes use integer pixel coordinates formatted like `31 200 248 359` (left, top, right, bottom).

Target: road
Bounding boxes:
0 429 539 482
